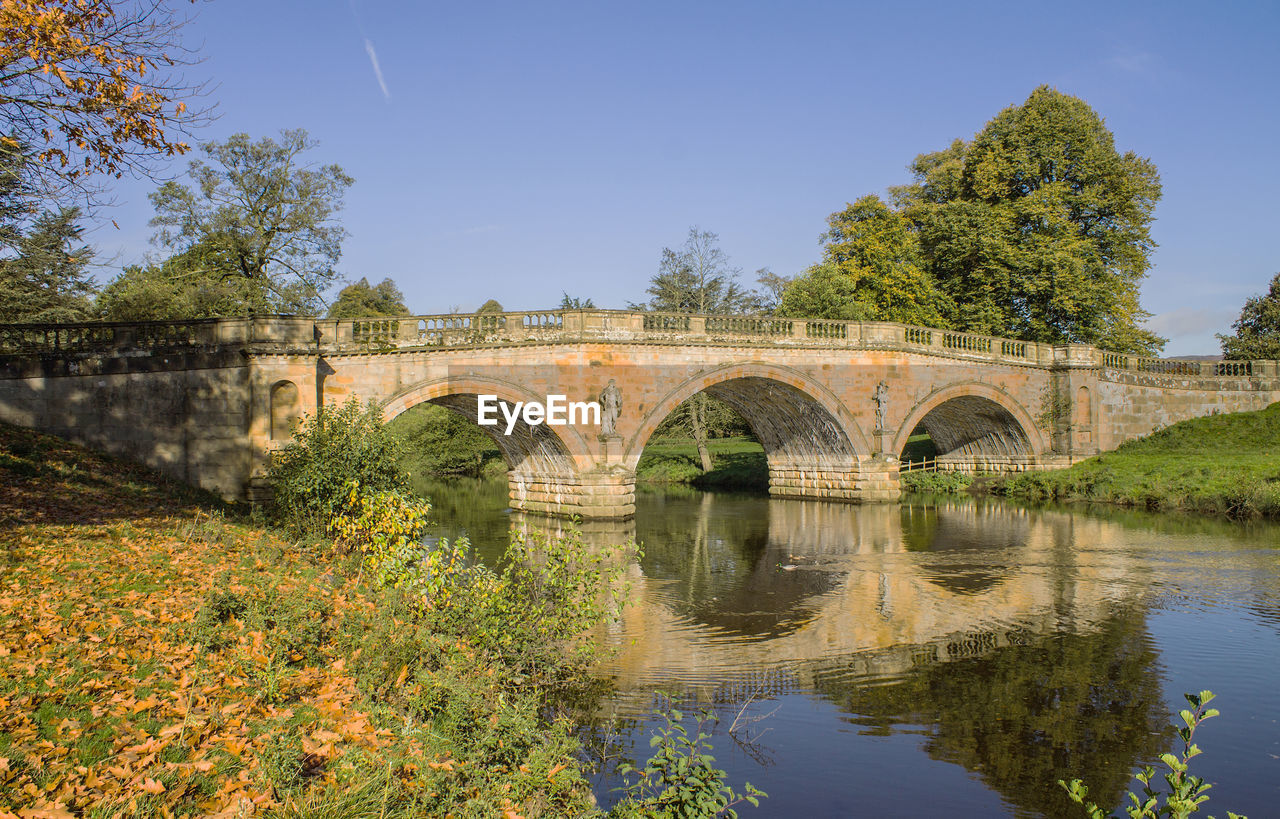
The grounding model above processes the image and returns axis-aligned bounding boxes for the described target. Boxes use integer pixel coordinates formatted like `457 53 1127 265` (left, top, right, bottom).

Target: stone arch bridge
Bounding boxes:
2 309 1277 518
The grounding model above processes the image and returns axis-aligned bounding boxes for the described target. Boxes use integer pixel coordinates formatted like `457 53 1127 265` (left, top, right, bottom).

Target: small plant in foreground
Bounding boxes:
1060 690 1244 819
614 703 765 818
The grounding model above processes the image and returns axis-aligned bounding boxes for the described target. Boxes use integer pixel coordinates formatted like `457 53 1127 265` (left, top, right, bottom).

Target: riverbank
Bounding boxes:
634 436 768 490
0 422 600 816
991 402 1280 518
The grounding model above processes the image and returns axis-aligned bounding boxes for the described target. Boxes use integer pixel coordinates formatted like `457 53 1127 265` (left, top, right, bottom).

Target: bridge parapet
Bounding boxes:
5 310 1278 384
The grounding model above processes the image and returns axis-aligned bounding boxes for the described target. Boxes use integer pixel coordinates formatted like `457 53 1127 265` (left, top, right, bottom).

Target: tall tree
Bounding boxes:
0 0 211 206
0 206 93 322
635 227 754 315
1219 272 1280 360
752 267 791 314
778 195 950 326
636 228 754 470
558 292 594 309
893 86 1165 353
95 240 275 321
327 277 409 318
148 129 353 315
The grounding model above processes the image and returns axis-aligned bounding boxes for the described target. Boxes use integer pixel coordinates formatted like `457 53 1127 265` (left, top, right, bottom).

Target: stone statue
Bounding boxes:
599 379 622 436
873 380 889 431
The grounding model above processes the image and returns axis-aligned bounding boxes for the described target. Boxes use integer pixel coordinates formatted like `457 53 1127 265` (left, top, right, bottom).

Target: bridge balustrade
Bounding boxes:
704 316 793 337
903 327 933 346
804 320 849 340
3 311 1276 384
942 332 993 354
1215 361 1253 376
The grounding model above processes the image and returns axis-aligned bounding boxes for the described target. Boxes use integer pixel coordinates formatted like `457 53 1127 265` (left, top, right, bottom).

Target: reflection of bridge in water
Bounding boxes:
514 495 1150 709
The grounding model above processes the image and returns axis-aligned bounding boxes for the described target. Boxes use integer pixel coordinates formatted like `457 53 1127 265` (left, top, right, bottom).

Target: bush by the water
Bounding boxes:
901 469 973 494
268 398 409 536
995 402 1280 518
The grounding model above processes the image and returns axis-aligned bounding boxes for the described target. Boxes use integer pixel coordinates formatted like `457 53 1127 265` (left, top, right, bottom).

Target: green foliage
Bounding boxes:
779 195 949 326
560 292 595 309
1219 272 1280 360
96 241 277 321
900 470 973 494
636 436 767 491
636 227 754 315
613 703 765 818
1060 690 1244 819
387 402 503 478
326 276 410 318
267 398 409 537
995 403 1280 518
890 86 1165 353
0 206 94 323
476 298 504 313
148 129 354 315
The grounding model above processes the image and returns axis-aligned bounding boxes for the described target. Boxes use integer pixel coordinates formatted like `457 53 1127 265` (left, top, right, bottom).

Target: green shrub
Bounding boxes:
1060 690 1244 819
613 704 765 818
268 398 409 536
901 469 973 494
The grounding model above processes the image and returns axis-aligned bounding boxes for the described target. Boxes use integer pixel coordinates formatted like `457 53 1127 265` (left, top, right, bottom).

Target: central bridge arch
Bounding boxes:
625 362 888 501
892 382 1045 470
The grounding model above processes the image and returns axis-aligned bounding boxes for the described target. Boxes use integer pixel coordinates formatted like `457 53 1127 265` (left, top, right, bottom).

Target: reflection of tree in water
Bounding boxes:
414 475 513 562
901 501 1023 595
635 492 844 637
809 605 1169 818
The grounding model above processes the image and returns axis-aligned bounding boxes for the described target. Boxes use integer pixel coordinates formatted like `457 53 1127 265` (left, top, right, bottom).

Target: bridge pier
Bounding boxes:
768 457 901 503
508 469 636 519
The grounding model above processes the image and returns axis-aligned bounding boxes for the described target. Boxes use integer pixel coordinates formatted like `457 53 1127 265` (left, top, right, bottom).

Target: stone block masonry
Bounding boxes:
2 312 1277 517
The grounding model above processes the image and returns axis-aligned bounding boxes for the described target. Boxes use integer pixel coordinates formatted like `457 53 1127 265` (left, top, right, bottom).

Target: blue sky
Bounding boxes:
90 0 1280 356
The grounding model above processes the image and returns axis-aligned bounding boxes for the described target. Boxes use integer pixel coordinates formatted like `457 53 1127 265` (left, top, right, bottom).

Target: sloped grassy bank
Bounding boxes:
991 402 1280 519
0 422 609 816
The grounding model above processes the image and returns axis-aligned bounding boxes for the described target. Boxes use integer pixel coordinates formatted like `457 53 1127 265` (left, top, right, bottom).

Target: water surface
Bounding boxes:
417 477 1280 817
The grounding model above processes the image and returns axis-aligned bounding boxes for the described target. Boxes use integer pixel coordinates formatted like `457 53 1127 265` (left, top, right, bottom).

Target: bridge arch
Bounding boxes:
892 382 1046 465
381 375 595 475
624 362 872 473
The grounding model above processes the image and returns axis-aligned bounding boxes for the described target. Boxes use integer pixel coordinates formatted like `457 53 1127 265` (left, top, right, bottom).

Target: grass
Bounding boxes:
635 436 768 490
993 402 1280 518
0 421 599 816
900 470 974 494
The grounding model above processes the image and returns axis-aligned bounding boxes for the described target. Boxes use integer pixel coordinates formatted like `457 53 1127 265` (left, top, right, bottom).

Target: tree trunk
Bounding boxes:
690 394 714 472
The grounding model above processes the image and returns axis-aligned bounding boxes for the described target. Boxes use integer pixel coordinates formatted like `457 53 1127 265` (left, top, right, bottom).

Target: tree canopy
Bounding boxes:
634 227 755 314
777 87 1165 353
147 129 353 315
95 240 277 321
778 195 949 326
327 277 409 318
890 86 1165 353
0 0 210 206
0 205 93 322
1219 272 1280 360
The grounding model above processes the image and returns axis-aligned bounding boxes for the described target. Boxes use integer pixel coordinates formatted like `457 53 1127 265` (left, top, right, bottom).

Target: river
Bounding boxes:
415 476 1280 817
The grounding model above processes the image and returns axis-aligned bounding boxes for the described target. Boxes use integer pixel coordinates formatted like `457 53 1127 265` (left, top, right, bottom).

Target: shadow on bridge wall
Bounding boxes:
0 353 254 499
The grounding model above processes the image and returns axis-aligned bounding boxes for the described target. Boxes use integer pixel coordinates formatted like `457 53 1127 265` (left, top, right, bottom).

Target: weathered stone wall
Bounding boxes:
1096 369 1280 450
3 312 1278 515
0 353 251 498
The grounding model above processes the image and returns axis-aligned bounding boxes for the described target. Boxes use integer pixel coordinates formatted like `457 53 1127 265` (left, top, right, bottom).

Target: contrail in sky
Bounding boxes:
364 38 391 101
